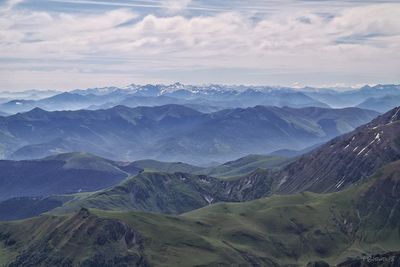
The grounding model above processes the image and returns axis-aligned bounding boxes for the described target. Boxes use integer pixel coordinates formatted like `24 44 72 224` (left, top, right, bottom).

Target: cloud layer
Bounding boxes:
0 0 399 90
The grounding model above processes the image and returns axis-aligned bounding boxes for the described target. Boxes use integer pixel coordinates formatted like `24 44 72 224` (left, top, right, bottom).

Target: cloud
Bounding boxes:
165 0 192 13
0 2 399 90
0 0 25 12
49 0 225 13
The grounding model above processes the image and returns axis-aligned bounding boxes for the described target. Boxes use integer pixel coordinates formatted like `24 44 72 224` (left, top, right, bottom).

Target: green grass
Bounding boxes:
91 162 400 266
130 155 289 180
1 161 399 266
198 154 289 178
131 159 203 174
53 171 228 215
0 244 13 267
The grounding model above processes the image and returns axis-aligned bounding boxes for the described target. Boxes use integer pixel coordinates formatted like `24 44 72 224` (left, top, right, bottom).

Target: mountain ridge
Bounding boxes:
0 104 378 164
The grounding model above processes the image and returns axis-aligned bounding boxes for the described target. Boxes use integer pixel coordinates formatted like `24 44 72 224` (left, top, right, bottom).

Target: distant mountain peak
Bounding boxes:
23 107 47 115
172 82 184 87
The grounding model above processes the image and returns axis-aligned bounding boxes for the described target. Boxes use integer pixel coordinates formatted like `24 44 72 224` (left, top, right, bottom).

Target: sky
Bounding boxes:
0 0 399 91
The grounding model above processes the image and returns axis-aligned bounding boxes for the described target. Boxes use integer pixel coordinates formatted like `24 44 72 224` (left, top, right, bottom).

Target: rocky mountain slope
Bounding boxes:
276 106 400 194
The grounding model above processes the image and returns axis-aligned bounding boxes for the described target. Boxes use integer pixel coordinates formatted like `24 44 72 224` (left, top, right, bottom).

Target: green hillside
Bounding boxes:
128 159 203 174
54 172 230 215
1 161 399 266
0 153 288 220
53 168 278 215
129 154 289 179
198 154 289 178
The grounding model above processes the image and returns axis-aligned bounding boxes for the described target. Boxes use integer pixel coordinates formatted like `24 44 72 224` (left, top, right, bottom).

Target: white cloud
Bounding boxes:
165 0 192 13
0 2 399 90
0 0 25 12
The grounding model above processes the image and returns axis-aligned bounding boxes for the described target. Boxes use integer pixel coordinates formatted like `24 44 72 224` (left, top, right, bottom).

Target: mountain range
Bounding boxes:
0 104 378 164
1 82 400 267
1 83 399 115
0 107 398 220
25 107 393 219
303 84 400 109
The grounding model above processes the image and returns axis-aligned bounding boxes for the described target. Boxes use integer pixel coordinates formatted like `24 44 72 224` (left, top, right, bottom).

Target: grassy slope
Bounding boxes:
198 154 289 178
53 168 276 216
54 171 228 215
0 153 287 220
95 161 400 266
1 161 399 266
129 159 203 174
130 154 289 179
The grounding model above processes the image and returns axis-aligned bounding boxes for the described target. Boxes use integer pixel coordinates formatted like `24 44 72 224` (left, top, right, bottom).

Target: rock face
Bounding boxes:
276 107 400 194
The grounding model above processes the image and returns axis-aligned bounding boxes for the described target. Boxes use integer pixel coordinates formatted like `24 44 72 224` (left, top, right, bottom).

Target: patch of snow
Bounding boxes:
335 176 346 189
278 176 288 187
374 132 382 143
357 134 380 156
390 107 400 123
199 177 210 184
357 146 368 156
353 146 359 152
344 144 350 149
244 178 253 186
204 195 214 204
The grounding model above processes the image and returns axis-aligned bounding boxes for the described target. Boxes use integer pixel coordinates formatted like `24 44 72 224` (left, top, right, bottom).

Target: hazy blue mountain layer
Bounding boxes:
1 83 399 114
0 105 378 164
0 152 141 201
